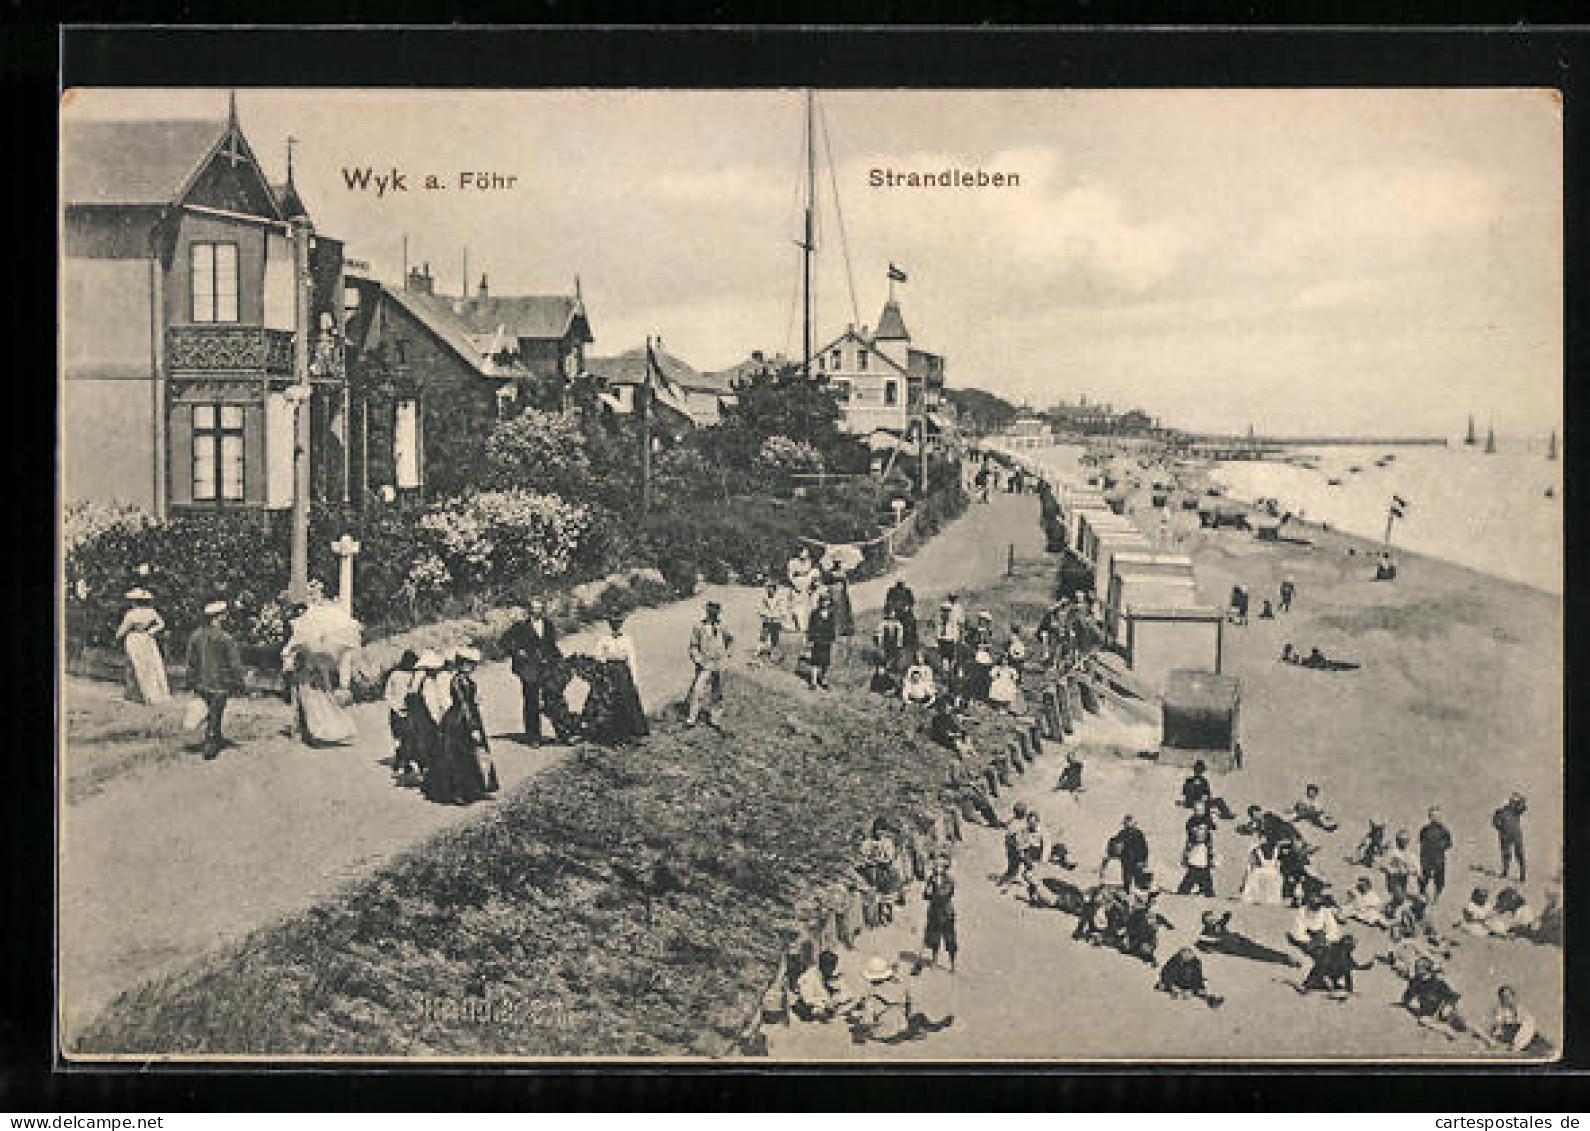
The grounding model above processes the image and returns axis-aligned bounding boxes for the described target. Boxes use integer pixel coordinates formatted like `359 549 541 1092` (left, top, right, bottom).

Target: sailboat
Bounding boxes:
1485 426 1496 454
1465 415 1477 446
1547 430 1557 461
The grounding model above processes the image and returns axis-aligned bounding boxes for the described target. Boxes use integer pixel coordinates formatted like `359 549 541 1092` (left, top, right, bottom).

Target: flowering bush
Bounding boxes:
417 490 590 596
752 435 825 489
481 409 592 496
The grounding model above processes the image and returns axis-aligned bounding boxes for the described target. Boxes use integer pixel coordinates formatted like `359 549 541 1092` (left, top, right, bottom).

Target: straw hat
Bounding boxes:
453 645 482 665
861 956 897 984
125 588 153 601
416 649 446 670
203 600 228 616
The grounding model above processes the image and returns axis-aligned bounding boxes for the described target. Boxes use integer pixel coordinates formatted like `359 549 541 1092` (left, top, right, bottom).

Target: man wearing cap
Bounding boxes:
185 599 245 760
1493 792 1528 883
686 600 733 727
501 598 573 746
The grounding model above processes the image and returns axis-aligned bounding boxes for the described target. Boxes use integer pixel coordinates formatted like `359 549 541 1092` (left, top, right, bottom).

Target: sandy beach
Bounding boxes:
770 446 1561 1060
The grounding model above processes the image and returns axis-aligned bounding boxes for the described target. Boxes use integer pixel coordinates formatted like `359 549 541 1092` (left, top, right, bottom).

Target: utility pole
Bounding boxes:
287 209 315 601
640 337 654 513
800 88 815 378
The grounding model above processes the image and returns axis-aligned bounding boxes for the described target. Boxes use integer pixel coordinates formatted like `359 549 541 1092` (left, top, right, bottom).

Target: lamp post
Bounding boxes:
287 212 314 601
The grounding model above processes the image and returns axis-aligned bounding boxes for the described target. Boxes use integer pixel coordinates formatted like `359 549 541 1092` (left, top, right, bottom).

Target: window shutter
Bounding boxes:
243 403 266 503
169 404 194 506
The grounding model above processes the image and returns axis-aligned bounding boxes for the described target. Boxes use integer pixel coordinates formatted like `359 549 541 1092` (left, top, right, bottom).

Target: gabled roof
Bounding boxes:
694 351 787 394
450 295 592 344
813 327 908 376
382 286 525 380
271 179 308 219
63 119 233 206
874 299 911 342
585 345 695 416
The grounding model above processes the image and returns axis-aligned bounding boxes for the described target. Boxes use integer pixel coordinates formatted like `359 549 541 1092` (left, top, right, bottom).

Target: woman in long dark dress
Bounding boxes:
581 614 649 745
436 647 499 804
408 650 448 797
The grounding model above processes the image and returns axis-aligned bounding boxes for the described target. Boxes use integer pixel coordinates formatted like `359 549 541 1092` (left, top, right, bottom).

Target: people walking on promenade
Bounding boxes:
431 646 498 806
281 590 360 747
501 597 574 746
116 588 170 704
1279 575 1296 612
1418 806 1453 902
787 546 817 632
804 593 837 690
686 600 733 727
756 581 788 662
184 599 245 761
405 650 448 786
582 613 648 746
1493 792 1528 882
884 579 919 655
382 649 421 784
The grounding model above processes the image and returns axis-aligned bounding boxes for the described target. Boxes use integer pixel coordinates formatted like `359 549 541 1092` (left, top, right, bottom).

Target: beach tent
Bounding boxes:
1161 669 1241 772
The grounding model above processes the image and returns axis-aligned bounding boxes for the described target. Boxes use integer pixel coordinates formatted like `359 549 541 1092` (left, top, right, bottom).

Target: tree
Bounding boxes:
482 409 592 495
698 363 864 474
942 386 1020 436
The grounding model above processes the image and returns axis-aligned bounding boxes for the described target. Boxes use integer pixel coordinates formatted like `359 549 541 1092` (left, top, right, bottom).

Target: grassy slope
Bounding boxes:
76 603 1037 1058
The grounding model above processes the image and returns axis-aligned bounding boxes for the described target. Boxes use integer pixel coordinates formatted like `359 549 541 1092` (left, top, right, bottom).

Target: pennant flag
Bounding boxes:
1393 494 1408 508
888 263 908 283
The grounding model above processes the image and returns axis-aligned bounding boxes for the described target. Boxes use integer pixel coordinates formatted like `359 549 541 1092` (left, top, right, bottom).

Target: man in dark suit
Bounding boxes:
185 599 245 760
500 598 572 745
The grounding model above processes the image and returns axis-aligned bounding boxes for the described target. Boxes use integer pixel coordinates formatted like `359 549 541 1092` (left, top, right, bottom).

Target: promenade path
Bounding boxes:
59 492 1044 1045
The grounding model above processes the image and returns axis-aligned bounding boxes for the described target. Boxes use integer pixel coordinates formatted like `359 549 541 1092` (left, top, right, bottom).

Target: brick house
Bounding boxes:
61 101 348 517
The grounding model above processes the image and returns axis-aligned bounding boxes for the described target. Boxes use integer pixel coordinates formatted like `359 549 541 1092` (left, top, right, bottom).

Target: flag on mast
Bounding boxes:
888 263 908 283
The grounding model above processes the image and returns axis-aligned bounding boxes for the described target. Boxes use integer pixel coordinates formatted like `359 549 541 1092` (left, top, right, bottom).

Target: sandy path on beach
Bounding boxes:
58 492 1042 1046
767 464 1562 1061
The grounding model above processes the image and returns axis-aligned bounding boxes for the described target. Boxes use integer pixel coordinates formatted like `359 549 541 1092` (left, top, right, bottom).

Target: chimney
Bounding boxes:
406 264 434 295
478 273 489 300
751 350 764 363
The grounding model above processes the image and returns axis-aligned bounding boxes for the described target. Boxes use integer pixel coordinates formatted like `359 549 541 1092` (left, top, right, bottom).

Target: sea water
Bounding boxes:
1209 439 1563 596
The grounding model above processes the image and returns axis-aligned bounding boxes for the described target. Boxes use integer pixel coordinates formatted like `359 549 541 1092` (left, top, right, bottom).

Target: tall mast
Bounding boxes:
801 88 815 378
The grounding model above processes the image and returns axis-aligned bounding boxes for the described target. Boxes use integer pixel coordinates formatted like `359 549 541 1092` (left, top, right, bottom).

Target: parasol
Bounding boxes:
288 601 363 656
820 543 864 575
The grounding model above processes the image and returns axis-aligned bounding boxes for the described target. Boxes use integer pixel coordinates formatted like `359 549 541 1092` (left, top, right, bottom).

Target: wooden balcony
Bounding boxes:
167 326 294 373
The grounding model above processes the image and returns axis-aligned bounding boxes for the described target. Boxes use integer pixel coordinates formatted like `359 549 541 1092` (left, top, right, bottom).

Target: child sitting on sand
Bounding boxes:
1399 956 1468 1040
1341 876 1388 927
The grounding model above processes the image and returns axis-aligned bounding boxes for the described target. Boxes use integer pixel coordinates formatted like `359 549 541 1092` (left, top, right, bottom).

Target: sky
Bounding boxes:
64 88 1562 437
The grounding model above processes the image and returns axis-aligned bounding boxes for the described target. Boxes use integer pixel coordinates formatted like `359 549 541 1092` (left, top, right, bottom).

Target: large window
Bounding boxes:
192 404 245 502
191 242 240 323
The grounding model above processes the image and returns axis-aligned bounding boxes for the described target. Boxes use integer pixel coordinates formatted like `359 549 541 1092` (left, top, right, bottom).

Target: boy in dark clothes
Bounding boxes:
1180 760 1235 819
1298 934 1372 998
1418 806 1453 903
1157 947 1224 1008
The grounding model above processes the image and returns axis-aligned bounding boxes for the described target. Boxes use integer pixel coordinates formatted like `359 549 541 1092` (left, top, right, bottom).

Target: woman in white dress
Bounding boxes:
115 589 171 704
1240 838 1285 905
581 614 648 745
786 548 816 632
281 592 360 746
